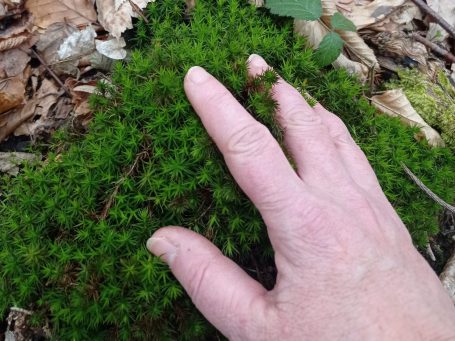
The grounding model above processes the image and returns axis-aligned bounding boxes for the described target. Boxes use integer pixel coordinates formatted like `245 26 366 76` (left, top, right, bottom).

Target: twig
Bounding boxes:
426 243 436 262
401 162 455 214
29 49 71 97
128 0 149 23
99 149 149 220
411 33 455 63
411 0 455 39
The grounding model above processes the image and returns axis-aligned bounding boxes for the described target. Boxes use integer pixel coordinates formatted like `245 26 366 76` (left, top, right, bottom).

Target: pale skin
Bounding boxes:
147 54 455 340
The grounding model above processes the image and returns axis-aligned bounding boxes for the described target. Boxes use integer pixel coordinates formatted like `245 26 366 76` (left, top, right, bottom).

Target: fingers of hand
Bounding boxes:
184 66 303 217
147 226 267 338
313 104 382 193
247 54 349 186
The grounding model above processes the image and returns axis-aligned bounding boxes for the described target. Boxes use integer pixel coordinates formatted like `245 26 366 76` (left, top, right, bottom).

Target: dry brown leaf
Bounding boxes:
0 98 35 142
345 0 407 30
0 78 25 114
371 89 444 147
0 49 30 78
96 0 153 38
13 78 61 137
294 19 369 80
26 0 97 29
321 0 378 69
427 0 455 41
0 15 33 51
366 31 428 67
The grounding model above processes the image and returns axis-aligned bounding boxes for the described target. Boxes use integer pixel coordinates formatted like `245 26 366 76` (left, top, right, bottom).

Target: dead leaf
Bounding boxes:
0 152 40 175
95 37 126 59
0 49 30 78
344 0 408 30
0 15 33 51
96 0 153 38
0 78 25 114
57 25 96 60
26 0 97 29
366 31 428 67
13 78 62 137
0 97 35 141
36 22 85 76
321 0 378 69
294 19 369 81
371 89 444 147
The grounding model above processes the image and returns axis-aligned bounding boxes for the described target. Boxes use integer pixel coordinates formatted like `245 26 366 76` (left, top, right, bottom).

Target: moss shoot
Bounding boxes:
1 0 455 339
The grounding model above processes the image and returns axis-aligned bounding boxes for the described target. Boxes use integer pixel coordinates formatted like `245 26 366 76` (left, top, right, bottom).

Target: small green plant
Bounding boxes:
265 0 356 66
0 0 454 339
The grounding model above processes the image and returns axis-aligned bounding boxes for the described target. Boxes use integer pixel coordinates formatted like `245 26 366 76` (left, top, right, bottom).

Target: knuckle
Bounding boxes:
280 104 322 130
226 123 272 157
207 89 232 108
186 256 216 302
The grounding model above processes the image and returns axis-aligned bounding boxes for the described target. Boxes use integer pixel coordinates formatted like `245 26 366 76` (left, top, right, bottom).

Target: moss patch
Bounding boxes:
1 0 455 339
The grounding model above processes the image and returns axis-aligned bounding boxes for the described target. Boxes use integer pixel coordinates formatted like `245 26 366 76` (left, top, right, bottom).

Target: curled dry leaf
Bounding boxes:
366 31 428 67
294 19 369 80
96 0 154 38
13 78 62 138
0 78 25 114
25 0 97 29
344 0 407 30
0 15 33 51
371 89 444 147
320 0 378 69
95 37 126 59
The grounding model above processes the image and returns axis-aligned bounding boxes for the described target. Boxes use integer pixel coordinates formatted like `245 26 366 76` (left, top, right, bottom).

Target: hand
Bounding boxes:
147 54 455 340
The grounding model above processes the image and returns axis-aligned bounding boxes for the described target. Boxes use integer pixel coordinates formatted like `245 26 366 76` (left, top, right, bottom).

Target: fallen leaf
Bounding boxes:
95 37 126 59
294 19 369 80
0 15 33 51
321 0 378 69
371 89 444 147
25 0 97 29
96 0 154 38
344 0 407 30
366 31 428 67
57 25 96 60
13 78 62 137
0 152 40 175
0 98 35 141
0 49 30 78
0 78 25 114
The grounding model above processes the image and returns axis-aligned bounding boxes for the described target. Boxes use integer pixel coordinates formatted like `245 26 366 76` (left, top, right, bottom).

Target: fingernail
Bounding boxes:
147 236 178 264
247 54 267 68
187 66 210 84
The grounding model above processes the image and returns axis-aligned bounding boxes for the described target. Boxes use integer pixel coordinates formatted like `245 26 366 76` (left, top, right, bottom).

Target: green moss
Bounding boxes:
1 0 455 339
387 68 455 149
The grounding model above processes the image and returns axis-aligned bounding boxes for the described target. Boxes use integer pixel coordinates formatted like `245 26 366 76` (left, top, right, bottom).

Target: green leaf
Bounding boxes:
314 32 344 67
330 12 356 32
266 0 323 21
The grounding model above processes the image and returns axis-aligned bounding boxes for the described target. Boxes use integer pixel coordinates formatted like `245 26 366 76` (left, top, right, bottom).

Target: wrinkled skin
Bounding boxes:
147 55 455 340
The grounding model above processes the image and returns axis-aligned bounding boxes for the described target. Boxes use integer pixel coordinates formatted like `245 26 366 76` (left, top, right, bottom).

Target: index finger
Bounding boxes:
184 66 304 224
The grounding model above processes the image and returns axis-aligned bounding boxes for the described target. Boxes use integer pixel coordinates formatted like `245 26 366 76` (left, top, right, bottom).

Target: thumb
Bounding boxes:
147 226 267 338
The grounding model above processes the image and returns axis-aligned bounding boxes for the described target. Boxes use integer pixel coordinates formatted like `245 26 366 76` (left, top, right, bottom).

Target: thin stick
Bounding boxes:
411 33 455 63
100 150 149 220
401 162 455 214
128 0 149 23
411 0 455 39
29 49 72 97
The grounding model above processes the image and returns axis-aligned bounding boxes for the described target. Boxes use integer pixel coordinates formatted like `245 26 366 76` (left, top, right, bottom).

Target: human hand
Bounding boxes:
147 54 455 340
